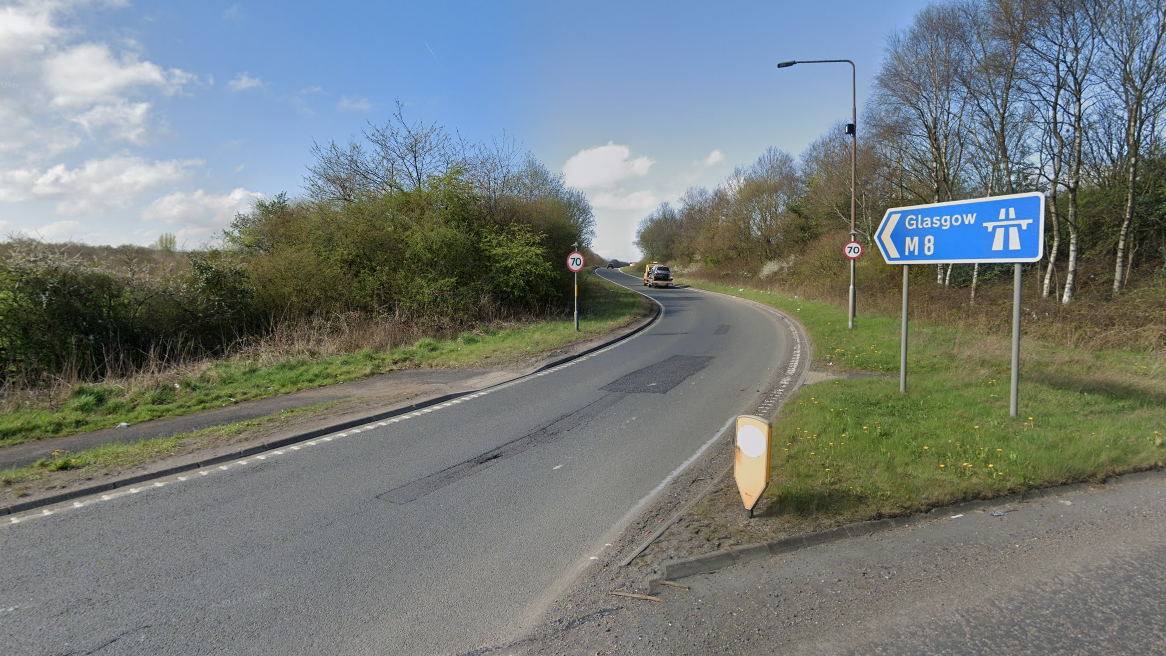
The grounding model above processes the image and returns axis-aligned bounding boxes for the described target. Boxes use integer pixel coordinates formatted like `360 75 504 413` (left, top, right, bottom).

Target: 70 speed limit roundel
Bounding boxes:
844 241 863 260
567 251 585 272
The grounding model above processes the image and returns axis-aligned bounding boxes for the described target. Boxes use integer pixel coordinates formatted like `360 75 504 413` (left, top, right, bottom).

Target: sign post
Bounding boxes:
567 249 584 332
874 192 1045 417
734 415 771 518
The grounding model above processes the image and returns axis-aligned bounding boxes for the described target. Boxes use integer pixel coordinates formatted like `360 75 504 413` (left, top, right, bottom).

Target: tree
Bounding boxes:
154 233 177 252
1023 0 1102 304
873 4 971 283
1096 0 1166 293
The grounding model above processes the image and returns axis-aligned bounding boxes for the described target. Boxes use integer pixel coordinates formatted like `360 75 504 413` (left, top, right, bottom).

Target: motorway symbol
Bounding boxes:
567 251 585 272
874 192 1045 264
844 241 863 260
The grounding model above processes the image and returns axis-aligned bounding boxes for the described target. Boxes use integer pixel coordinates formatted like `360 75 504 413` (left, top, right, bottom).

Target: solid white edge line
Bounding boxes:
611 415 735 536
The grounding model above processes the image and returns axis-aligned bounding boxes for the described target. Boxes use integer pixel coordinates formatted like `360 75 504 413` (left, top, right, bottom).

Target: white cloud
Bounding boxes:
31 219 84 241
291 85 325 116
222 4 245 21
0 2 60 62
703 149 724 166
591 190 657 211
562 142 654 188
141 187 263 237
337 95 371 112
0 155 201 214
43 43 190 106
71 98 152 143
228 72 264 91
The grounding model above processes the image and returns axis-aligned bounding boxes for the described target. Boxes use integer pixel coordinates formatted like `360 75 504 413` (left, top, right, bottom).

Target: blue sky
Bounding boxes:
0 0 934 260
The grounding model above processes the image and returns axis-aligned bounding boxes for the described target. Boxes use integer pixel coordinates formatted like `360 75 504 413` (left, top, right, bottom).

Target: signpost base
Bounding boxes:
1011 263 1021 417
900 265 909 393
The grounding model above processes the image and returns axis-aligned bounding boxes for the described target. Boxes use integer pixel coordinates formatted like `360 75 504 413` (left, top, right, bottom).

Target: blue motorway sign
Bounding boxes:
874 192 1045 264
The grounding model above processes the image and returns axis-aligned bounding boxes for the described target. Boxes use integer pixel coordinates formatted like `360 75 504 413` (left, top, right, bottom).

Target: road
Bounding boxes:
524 471 1166 655
0 269 794 656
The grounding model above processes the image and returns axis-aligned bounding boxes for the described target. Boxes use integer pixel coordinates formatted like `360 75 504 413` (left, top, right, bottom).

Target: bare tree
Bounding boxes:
874 4 971 283
304 101 467 202
958 0 1039 300
1096 0 1166 293
1024 0 1102 304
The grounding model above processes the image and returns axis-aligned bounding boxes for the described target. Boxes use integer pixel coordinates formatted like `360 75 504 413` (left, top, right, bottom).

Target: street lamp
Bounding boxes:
777 59 858 330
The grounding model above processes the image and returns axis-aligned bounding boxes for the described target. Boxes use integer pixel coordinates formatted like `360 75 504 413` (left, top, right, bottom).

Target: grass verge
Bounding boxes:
0 271 648 447
0 401 342 501
684 279 1166 526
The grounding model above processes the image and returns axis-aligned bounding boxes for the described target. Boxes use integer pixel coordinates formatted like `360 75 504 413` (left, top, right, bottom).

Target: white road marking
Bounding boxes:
553 465 562 470
4 292 669 526
612 416 736 538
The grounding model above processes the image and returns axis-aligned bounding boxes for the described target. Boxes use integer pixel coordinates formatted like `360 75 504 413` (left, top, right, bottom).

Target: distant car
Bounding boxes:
607 261 616 269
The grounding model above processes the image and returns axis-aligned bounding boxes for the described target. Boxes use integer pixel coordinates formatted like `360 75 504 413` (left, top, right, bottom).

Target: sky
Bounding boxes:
0 0 936 261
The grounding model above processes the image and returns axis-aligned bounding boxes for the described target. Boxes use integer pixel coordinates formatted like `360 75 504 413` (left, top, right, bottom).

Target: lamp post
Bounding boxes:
777 59 857 329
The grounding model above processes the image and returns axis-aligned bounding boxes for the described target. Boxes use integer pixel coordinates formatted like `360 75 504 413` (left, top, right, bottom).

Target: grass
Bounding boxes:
682 278 1166 525
0 271 649 447
0 402 342 495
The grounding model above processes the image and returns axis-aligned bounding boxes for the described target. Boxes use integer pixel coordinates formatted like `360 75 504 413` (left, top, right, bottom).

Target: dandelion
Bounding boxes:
997 448 1003 452
940 464 945 468
974 426 980 429
923 446 929 450
988 464 994 468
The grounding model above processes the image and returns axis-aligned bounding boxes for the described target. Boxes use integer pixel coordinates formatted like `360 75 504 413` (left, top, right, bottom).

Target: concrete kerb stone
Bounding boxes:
1 293 664 518
651 468 1166 587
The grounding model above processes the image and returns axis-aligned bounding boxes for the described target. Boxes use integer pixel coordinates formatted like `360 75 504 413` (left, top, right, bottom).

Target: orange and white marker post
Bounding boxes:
734 415 771 517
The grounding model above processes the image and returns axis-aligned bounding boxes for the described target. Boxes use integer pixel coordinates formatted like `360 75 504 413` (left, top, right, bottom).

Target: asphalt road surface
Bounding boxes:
0 269 792 656
523 473 1166 655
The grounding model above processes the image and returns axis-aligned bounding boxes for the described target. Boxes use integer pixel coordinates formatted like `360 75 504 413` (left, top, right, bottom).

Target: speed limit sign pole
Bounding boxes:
844 240 863 329
567 247 584 331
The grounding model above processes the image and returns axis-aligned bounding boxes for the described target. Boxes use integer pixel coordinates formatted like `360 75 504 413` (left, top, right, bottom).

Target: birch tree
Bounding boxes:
1096 0 1166 293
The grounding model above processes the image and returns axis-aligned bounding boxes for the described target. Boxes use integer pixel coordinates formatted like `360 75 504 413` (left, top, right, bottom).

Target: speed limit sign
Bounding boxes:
567 251 585 272
844 241 863 260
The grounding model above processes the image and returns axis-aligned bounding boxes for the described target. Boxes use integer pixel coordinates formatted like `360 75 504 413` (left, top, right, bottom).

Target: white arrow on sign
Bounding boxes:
880 213 901 259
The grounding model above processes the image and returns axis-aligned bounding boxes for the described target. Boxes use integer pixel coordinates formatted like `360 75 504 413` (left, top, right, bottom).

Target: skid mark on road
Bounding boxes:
378 393 627 504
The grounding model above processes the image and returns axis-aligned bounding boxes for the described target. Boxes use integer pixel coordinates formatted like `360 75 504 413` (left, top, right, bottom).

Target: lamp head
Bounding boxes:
776 61 797 68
